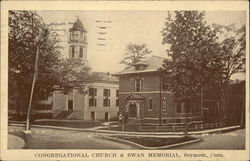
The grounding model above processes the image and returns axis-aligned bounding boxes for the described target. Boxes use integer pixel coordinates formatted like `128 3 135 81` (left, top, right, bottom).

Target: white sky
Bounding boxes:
38 10 246 79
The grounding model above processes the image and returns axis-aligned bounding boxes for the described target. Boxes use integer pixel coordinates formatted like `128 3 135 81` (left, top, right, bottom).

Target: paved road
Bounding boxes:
9 126 138 149
9 126 245 150
174 129 245 150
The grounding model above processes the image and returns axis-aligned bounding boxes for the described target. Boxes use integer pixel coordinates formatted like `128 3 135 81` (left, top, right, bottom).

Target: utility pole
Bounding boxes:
24 12 47 133
25 46 39 133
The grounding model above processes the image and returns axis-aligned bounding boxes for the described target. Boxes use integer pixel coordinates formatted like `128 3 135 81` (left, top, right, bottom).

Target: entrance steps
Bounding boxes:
54 111 73 119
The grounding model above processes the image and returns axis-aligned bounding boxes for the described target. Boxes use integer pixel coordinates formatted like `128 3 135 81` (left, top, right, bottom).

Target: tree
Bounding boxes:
212 24 246 83
120 43 152 66
8 11 62 115
54 58 98 94
212 24 246 121
160 11 223 135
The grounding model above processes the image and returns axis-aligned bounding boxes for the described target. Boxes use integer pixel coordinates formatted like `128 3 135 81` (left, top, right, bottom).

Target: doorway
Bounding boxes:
68 100 73 111
91 111 95 120
128 103 137 118
105 112 109 121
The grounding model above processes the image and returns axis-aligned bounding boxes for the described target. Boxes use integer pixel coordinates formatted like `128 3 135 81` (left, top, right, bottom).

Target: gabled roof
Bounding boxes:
133 60 149 66
115 55 166 75
125 94 145 100
70 18 87 32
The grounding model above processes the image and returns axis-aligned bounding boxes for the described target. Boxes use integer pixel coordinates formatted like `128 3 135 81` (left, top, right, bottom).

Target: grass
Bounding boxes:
33 120 103 128
9 120 104 129
112 135 196 147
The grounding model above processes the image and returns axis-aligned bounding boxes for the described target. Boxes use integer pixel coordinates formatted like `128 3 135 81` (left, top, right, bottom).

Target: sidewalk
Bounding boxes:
8 134 25 149
10 123 241 137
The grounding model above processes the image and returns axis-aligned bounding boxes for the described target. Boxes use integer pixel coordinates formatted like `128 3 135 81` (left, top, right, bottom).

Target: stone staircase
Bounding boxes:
54 111 74 119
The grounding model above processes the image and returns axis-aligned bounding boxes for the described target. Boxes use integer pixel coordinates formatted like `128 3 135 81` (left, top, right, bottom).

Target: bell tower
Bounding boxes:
68 17 88 62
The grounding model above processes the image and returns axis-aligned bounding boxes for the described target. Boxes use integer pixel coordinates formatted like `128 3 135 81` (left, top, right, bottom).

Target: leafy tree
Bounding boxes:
212 24 246 83
212 24 246 121
54 58 98 94
8 11 62 114
160 11 224 132
161 11 222 103
120 43 152 66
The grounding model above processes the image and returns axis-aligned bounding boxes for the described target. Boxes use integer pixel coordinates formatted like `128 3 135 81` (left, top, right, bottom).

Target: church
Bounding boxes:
33 18 119 121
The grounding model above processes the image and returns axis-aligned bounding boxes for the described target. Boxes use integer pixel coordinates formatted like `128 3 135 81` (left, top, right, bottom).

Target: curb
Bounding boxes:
102 136 202 150
9 123 241 136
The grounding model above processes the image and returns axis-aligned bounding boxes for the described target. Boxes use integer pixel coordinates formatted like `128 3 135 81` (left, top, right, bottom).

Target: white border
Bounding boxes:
1 1 249 161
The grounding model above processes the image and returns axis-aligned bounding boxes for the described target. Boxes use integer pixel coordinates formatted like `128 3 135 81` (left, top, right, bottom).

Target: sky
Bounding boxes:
38 10 246 79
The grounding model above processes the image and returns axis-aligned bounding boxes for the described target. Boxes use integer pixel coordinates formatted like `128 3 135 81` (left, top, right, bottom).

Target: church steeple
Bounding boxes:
68 17 88 62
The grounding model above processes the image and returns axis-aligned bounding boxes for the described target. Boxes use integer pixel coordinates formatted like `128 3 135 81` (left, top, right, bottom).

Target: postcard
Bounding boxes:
1 1 249 161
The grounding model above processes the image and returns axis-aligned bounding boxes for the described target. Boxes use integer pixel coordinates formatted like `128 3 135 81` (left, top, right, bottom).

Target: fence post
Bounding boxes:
201 124 203 129
173 125 175 132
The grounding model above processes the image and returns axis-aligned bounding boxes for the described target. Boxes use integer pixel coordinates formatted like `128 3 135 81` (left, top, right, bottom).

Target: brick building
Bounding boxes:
115 56 202 124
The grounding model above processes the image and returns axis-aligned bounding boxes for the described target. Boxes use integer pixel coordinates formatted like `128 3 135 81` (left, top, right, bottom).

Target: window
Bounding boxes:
89 98 96 107
103 98 110 107
116 99 119 107
103 89 110 107
176 102 182 113
70 45 75 58
89 88 97 97
79 46 83 58
149 97 152 111
91 111 95 120
162 97 167 111
71 31 78 41
80 33 83 40
135 79 141 92
116 90 119 107
116 90 119 97
89 88 97 107
104 89 110 97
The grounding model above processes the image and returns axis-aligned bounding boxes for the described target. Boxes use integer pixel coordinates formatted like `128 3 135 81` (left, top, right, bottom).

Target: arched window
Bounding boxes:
70 45 75 58
162 97 167 111
79 46 83 58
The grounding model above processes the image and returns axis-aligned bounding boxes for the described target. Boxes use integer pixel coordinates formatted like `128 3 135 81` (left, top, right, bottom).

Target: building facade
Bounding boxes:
31 18 119 121
52 74 119 121
116 56 202 124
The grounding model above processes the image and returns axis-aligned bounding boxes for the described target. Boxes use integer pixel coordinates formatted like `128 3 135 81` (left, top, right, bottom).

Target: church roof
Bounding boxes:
92 72 118 83
70 18 87 32
115 55 166 75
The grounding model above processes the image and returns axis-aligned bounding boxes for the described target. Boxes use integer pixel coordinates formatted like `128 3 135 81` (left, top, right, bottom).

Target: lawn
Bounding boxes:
112 135 196 147
9 120 104 129
34 120 104 128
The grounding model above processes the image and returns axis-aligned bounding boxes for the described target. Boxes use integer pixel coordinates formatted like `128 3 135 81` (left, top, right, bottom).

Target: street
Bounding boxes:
9 126 138 149
174 129 245 150
9 126 245 149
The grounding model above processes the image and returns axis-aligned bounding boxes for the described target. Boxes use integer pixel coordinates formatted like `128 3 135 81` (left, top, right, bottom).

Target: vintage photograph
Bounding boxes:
7 9 246 151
